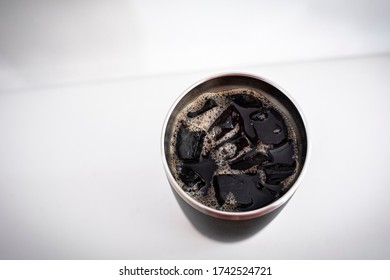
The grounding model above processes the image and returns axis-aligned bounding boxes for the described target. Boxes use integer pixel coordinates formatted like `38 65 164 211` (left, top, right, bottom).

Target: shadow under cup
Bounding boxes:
161 73 309 241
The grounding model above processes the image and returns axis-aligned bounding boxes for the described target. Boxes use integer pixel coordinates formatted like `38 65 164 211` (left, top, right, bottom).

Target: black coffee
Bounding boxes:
169 89 298 212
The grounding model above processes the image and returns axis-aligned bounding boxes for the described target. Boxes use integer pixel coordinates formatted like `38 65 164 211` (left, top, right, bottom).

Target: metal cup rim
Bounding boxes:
161 72 310 220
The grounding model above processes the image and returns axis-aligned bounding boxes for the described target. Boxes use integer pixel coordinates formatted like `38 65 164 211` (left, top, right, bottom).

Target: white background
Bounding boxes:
0 0 389 259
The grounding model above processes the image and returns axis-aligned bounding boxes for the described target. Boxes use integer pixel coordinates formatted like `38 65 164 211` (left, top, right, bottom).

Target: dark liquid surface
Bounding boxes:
170 89 298 212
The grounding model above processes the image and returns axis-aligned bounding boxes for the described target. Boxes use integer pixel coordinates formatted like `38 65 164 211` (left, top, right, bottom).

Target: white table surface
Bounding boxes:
1 54 389 259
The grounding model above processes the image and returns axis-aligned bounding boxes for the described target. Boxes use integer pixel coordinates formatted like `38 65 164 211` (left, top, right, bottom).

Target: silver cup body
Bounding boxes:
161 73 309 220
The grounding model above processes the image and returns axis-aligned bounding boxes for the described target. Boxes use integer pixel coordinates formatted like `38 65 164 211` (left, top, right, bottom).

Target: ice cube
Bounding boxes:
227 94 262 108
263 164 295 185
209 106 238 140
187 98 217 118
229 104 259 143
213 174 277 211
268 140 295 166
213 174 253 207
252 108 287 145
177 164 205 190
176 124 206 161
182 158 218 195
229 149 269 170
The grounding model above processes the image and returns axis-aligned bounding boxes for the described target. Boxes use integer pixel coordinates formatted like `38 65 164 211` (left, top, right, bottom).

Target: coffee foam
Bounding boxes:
169 88 299 212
